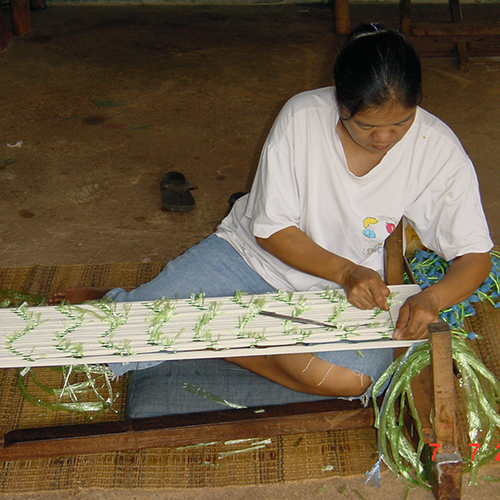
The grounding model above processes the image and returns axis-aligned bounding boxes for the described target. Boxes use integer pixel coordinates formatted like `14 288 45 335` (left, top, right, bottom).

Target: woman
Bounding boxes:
50 24 492 415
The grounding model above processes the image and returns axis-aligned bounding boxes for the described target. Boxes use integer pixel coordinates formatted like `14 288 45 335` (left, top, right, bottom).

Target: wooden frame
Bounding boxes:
0 223 464 499
331 0 500 70
428 323 463 499
0 397 376 461
399 0 500 71
9 0 499 72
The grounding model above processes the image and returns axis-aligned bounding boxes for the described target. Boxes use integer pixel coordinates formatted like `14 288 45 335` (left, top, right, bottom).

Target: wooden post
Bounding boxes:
10 0 31 37
384 221 404 286
0 12 11 52
400 0 412 36
332 0 350 36
456 42 470 72
428 323 463 500
449 0 463 23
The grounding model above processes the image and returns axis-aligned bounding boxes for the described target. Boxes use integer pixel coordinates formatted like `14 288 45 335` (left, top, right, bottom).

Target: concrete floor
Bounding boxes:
1 3 500 270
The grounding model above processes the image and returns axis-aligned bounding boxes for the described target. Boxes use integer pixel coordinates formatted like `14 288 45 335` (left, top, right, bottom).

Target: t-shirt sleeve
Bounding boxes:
244 114 303 239
404 147 492 261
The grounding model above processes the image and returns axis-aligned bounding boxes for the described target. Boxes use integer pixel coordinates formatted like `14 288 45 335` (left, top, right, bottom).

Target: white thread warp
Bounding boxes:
0 285 422 368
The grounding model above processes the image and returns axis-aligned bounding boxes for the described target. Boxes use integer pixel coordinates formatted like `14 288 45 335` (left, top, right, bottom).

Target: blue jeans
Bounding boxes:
107 234 276 302
106 235 393 416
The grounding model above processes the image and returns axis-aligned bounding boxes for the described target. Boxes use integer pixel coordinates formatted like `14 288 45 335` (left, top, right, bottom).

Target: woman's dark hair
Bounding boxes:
333 23 422 119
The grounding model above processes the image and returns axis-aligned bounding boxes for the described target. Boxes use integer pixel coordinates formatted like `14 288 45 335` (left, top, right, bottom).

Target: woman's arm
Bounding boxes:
256 226 391 310
257 228 492 341
394 252 491 339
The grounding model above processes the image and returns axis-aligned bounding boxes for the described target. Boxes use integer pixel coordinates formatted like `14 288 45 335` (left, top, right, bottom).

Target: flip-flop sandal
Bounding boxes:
228 191 247 207
161 171 196 212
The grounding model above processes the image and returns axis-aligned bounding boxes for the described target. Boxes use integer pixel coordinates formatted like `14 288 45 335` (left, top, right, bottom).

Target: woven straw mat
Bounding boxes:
0 262 382 493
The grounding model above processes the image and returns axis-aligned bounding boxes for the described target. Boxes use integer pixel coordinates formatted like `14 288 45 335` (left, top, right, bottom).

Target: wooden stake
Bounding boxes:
428 322 463 500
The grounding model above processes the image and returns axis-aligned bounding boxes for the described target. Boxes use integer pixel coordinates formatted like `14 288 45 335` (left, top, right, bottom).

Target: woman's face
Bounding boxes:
339 103 417 156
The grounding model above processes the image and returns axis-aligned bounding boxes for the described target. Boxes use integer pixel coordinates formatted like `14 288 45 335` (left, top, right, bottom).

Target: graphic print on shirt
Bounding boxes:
362 216 397 255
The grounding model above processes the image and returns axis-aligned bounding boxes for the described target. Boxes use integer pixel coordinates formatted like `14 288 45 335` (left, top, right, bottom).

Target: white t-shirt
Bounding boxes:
216 87 493 291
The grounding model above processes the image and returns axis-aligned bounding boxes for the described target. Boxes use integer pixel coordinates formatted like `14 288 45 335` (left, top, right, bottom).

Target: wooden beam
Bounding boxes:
428 323 463 500
399 0 500 69
449 0 463 23
429 323 458 451
406 324 463 499
400 0 412 36
0 398 375 461
384 221 404 286
332 0 350 36
10 0 31 37
407 365 434 445
411 23 500 37
409 35 500 58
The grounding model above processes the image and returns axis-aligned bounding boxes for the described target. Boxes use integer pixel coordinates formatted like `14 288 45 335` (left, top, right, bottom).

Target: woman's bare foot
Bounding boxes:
46 287 112 305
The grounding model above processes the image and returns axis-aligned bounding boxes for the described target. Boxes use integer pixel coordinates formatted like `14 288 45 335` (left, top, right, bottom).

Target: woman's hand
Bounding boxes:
393 252 491 340
340 263 390 311
393 289 440 340
256 227 391 311
256 229 491 342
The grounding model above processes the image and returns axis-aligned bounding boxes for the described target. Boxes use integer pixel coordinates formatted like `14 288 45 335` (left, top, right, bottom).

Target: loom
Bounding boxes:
0 285 422 369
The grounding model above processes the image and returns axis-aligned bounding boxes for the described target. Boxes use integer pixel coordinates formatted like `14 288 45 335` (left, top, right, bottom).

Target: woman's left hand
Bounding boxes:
393 289 441 340
393 252 492 340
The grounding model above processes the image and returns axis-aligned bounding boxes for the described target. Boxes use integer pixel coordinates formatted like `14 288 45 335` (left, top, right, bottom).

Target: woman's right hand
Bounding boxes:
256 228 391 312
340 263 390 311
